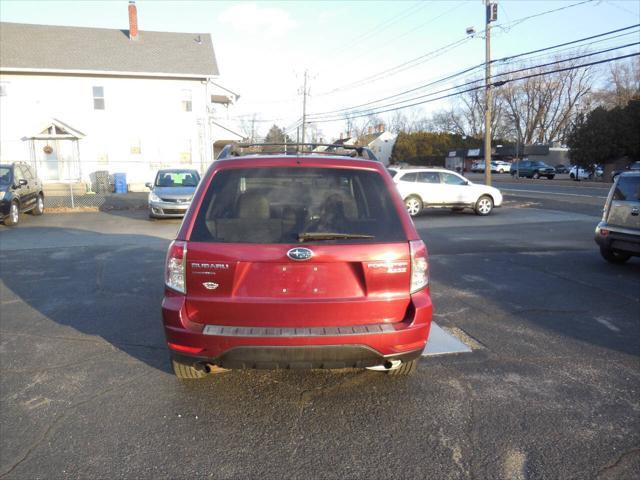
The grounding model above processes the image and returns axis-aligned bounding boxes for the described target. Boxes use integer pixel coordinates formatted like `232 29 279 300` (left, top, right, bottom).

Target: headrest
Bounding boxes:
238 191 270 219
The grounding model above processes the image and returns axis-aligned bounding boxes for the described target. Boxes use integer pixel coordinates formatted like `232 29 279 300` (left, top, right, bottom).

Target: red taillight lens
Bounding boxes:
165 240 187 294
409 240 429 294
167 342 203 354
600 229 609 237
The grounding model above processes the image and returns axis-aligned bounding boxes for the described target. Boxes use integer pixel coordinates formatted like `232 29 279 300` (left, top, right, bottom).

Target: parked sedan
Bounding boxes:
146 169 200 219
491 161 511 173
391 168 503 216
569 166 593 180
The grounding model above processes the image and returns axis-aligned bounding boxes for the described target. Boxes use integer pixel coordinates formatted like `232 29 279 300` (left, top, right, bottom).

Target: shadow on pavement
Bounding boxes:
0 227 172 373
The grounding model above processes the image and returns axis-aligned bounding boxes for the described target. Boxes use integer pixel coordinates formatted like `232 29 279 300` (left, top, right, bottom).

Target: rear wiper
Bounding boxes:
298 232 374 242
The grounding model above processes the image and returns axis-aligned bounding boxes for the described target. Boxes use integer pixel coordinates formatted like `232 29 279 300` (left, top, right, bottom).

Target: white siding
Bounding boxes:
369 132 397 166
0 73 213 190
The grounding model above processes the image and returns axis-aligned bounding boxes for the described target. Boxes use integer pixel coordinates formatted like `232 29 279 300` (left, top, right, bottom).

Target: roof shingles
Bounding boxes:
0 22 218 77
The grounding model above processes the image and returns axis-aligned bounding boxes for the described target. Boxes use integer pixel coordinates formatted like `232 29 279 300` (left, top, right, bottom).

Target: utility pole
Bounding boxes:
301 69 308 150
250 114 256 143
484 1 497 186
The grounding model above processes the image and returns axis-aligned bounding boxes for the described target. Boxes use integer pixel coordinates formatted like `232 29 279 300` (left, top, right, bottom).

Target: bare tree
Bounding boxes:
499 57 594 145
386 108 430 134
589 57 640 108
431 87 507 140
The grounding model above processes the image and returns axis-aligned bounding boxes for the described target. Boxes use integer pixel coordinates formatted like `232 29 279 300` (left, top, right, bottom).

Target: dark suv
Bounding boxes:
162 144 433 379
1 162 45 226
511 160 555 179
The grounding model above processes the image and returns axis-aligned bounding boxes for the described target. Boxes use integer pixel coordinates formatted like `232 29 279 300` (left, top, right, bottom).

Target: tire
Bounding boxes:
386 359 419 376
532 172 540 179
570 173 575 180
4 201 19 226
474 195 493 216
172 358 208 379
546 175 555 180
32 194 44 215
404 195 423 217
600 247 631 264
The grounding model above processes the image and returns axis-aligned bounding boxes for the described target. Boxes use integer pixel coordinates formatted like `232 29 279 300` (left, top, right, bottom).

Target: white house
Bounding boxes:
355 128 398 166
0 2 243 192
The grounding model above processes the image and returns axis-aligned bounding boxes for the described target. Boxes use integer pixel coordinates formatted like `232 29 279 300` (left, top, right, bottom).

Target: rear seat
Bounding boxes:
212 191 300 243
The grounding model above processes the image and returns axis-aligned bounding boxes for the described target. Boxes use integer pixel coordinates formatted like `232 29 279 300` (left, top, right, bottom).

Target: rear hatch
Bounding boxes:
185 165 411 327
606 175 640 230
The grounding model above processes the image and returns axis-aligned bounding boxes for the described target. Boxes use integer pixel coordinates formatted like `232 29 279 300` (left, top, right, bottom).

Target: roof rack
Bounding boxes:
216 143 379 162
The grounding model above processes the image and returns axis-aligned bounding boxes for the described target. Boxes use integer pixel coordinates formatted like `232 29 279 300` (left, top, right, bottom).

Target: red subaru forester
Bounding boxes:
162 145 433 379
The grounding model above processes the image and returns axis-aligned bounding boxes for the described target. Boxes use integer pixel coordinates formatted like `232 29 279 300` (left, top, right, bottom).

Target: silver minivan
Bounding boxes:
595 171 640 263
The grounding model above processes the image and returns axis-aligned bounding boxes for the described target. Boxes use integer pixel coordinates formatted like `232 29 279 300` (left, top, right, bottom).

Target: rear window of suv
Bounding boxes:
190 167 405 244
613 176 640 201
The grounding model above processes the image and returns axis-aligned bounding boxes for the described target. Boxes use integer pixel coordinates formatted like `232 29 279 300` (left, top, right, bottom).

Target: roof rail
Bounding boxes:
216 143 379 162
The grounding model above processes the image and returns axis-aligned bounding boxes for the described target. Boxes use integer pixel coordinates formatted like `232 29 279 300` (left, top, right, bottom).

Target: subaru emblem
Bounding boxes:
202 282 219 290
287 247 313 261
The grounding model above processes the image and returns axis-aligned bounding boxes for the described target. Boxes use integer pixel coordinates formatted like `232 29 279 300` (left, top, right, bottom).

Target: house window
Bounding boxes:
97 153 109 165
93 86 105 110
179 139 192 163
181 89 192 112
130 138 141 155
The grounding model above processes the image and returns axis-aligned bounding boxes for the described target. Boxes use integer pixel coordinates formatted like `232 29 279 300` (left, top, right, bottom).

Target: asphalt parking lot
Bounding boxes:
1 193 639 479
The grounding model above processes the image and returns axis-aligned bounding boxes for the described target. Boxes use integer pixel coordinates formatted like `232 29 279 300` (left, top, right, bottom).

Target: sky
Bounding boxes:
1 0 639 140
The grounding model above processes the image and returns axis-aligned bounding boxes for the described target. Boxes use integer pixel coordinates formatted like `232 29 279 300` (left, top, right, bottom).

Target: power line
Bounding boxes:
307 52 640 124
495 0 596 32
315 0 599 97
317 36 472 96
327 0 429 56
308 46 637 121
307 25 639 118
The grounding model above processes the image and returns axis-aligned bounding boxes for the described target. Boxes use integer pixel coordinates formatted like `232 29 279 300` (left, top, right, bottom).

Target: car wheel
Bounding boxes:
474 195 493 216
532 172 540 179
404 195 423 217
600 247 631 264
4 201 20 226
386 359 418 376
570 173 575 179
171 358 209 379
547 175 555 180
32 194 45 215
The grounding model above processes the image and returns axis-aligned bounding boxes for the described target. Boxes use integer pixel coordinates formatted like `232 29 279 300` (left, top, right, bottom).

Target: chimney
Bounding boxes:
128 1 138 40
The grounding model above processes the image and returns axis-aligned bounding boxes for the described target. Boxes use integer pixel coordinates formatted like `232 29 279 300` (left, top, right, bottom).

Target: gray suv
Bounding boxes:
595 172 640 263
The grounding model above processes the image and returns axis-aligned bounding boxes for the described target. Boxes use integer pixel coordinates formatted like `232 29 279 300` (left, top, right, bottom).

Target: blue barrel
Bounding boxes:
113 173 127 193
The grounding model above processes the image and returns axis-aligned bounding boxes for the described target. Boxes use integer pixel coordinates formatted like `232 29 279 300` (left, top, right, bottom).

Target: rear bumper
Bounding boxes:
171 345 423 370
162 289 433 369
595 223 640 256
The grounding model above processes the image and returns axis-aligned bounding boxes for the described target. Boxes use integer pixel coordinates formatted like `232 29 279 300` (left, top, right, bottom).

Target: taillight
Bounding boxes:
410 240 429 293
165 240 187 294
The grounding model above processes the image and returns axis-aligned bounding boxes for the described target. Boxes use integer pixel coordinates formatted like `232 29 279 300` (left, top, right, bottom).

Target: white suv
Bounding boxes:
389 168 503 216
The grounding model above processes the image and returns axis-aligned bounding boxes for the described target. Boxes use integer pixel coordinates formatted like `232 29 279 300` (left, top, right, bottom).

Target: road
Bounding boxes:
1 189 638 479
462 173 611 216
